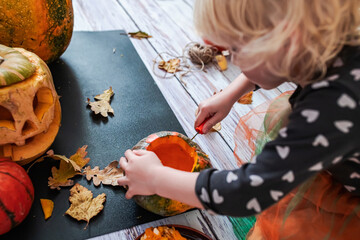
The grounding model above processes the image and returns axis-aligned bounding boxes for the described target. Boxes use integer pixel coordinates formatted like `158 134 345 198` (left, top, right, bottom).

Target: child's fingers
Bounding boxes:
194 109 207 129
203 114 220 133
119 157 128 170
132 149 148 156
117 176 129 186
124 149 136 160
125 189 134 199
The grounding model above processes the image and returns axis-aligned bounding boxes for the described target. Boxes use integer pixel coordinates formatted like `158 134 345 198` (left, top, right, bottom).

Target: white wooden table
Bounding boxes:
74 0 296 239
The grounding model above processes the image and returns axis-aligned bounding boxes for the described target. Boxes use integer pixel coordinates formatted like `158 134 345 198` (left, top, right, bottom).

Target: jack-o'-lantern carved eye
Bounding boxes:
0 105 15 131
33 87 54 122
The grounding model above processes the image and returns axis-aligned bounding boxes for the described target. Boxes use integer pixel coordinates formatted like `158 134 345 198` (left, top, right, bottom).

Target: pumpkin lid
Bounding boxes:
0 44 36 87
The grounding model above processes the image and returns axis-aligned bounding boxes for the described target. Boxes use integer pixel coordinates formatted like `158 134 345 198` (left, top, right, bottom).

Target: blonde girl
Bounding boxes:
118 1 360 238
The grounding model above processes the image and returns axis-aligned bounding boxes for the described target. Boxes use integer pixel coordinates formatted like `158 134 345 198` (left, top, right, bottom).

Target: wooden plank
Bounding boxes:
88 210 217 240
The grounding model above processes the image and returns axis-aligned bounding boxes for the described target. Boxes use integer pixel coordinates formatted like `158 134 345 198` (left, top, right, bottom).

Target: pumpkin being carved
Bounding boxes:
0 157 34 235
0 44 61 165
0 0 74 63
132 131 212 216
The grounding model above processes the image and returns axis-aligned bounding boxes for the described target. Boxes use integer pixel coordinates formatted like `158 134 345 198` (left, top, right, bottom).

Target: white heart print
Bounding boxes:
279 127 287 138
200 188 210 203
326 74 339 81
351 69 360 81
276 146 290 159
344 185 356 192
334 120 353 133
337 94 356 109
246 198 261 213
212 189 224 204
270 190 284 201
282 171 295 183
333 57 344 67
249 175 264 187
312 81 329 89
332 156 342 164
309 162 323 171
312 134 329 147
301 109 319 123
350 172 360 179
349 157 360 164
226 171 238 183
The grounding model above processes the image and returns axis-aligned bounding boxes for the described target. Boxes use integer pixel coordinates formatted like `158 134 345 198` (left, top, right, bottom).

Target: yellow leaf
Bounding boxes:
238 91 253 104
215 55 227 71
87 87 114 117
65 184 106 228
128 31 152 39
84 160 124 187
158 58 181 73
40 199 54 220
48 146 90 190
211 122 222 132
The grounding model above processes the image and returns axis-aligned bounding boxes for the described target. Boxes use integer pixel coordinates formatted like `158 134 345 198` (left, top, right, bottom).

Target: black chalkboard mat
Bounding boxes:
2 31 186 240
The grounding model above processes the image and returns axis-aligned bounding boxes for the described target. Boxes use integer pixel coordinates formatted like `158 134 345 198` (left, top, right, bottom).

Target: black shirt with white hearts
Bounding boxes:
195 45 360 216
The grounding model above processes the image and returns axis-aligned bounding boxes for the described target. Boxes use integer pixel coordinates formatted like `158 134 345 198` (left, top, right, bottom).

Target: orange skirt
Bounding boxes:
233 92 360 240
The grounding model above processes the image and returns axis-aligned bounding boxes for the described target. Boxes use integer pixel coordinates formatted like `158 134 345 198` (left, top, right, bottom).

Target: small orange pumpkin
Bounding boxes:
132 131 212 216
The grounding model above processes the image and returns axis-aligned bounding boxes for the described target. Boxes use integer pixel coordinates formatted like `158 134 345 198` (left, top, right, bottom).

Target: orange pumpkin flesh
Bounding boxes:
146 136 196 172
133 131 211 216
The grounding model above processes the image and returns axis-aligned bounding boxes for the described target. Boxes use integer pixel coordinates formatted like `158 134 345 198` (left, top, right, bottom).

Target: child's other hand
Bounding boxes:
117 149 164 199
195 91 232 134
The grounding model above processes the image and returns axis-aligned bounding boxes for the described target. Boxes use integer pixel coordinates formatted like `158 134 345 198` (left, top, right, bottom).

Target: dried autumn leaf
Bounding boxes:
238 91 253 104
84 160 124 187
65 183 106 228
158 58 181 73
40 199 54 220
215 54 228 71
128 31 152 39
87 87 114 117
211 122 222 132
94 86 114 102
48 146 90 190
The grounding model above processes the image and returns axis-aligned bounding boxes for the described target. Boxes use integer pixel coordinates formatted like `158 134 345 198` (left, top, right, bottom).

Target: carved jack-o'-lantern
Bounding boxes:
0 44 61 165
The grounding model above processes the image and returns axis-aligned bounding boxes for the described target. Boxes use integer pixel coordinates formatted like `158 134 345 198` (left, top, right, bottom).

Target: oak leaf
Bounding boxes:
84 160 124 187
65 183 106 228
128 31 152 39
158 58 181 73
48 146 90 190
237 91 253 104
87 87 114 117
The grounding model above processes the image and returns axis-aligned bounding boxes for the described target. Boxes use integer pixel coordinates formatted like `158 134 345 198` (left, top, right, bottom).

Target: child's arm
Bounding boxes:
117 149 203 208
195 73 256 133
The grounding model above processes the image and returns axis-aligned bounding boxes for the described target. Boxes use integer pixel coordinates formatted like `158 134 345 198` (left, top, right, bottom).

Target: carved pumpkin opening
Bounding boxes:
33 87 54 122
0 105 15 131
146 136 196 172
22 120 37 136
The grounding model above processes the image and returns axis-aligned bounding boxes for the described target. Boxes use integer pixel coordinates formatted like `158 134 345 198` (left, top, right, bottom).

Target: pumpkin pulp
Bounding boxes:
146 136 196 172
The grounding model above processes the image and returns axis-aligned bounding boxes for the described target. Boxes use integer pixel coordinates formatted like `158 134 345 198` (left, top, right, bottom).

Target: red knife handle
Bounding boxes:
195 118 209 134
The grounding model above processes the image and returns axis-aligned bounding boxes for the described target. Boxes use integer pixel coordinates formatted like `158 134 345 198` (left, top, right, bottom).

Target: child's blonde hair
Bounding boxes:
194 0 360 83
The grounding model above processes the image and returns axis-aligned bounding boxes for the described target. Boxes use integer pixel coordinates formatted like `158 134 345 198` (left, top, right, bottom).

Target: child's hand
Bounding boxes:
195 91 233 134
117 149 164 199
